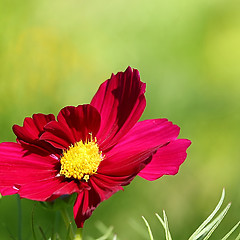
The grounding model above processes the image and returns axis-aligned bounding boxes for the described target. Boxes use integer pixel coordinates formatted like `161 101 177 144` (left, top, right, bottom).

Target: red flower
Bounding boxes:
0 67 191 228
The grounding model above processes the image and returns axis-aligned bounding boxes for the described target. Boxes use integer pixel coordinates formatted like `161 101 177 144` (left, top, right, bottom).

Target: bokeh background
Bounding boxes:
0 0 239 239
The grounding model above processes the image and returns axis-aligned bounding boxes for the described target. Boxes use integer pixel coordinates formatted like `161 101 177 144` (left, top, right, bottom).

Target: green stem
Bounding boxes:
74 228 83 240
17 195 22 240
60 207 75 240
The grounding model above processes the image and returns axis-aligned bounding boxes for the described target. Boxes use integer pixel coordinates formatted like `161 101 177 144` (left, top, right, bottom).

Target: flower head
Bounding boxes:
0 67 191 227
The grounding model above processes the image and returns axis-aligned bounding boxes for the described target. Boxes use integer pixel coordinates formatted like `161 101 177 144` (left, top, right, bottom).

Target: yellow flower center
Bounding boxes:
60 136 103 181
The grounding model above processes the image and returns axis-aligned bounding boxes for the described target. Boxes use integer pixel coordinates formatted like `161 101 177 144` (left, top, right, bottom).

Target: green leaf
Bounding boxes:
235 232 240 240
192 203 231 239
156 211 172 240
201 203 231 240
189 188 225 240
163 210 172 240
221 221 240 240
142 216 154 240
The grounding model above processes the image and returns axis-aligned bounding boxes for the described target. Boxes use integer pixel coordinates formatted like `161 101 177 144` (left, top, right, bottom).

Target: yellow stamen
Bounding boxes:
60 136 103 181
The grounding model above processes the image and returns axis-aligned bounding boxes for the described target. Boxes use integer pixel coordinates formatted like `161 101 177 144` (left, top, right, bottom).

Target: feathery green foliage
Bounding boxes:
143 189 239 240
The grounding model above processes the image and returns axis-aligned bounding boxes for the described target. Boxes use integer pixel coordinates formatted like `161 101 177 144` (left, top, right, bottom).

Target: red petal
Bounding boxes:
0 142 60 198
113 119 180 150
91 67 146 151
138 139 191 180
41 105 101 149
41 121 75 149
13 113 56 151
73 177 122 228
13 113 55 142
0 187 19 195
0 142 83 201
73 191 91 228
18 177 81 201
98 119 180 177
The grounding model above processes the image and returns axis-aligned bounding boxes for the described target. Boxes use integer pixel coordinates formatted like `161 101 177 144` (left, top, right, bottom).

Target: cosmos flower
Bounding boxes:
0 67 191 228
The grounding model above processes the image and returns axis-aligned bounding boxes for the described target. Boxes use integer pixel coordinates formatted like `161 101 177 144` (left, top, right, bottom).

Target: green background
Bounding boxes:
0 0 239 239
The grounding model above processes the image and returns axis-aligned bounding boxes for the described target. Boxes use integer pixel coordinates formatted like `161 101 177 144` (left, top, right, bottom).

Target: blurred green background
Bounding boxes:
0 0 239 239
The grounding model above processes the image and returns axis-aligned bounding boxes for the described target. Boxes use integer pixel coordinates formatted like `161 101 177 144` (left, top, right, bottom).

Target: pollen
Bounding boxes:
60 136 103 181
